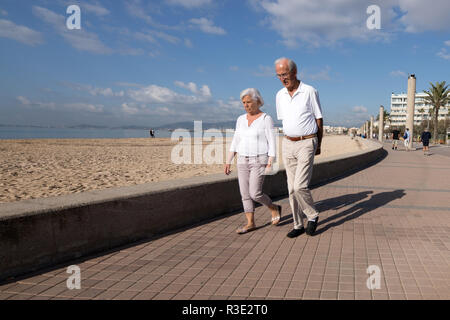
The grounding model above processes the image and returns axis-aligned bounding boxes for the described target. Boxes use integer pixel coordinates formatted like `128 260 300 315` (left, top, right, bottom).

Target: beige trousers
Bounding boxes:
282 137 319 229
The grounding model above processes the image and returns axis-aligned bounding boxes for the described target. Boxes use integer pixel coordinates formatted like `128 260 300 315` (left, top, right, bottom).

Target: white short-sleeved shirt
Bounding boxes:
230 113 276 157
276 81 323 137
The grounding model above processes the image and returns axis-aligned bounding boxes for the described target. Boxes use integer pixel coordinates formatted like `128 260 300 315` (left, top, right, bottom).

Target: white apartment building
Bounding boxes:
390 92 449 126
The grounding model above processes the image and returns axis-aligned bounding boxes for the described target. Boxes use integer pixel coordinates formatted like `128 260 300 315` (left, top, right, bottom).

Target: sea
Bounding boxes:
0 127 175 140
0 127 238 140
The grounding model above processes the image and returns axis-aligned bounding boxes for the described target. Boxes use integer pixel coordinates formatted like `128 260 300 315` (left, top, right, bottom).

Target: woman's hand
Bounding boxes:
264 157 273 174
224 164 232 175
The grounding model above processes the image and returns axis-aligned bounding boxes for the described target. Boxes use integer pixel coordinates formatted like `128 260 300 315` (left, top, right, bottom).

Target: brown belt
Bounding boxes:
284 133 317 141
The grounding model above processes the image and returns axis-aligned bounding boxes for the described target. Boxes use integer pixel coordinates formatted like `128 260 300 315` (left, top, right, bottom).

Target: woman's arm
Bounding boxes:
264 115 276 171
225 118 240 175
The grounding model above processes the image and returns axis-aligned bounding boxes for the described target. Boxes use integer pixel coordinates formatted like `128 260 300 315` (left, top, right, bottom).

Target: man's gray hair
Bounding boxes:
274 57 297 72
240 88 264 106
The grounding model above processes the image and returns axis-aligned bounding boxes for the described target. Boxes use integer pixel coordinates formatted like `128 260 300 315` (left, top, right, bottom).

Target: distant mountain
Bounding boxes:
68 124 109 129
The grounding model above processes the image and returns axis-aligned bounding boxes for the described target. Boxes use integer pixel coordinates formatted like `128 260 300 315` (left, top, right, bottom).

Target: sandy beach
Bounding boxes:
0 135 366 203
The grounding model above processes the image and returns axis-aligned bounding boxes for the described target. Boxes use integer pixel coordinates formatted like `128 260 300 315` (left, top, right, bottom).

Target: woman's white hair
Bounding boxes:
274 57 297 73
240 88 264 107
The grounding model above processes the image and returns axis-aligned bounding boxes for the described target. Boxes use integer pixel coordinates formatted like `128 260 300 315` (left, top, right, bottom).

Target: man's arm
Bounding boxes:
315 118 323 155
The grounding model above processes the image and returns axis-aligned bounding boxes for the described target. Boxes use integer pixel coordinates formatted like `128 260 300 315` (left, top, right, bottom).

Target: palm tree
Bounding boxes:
423 81 450 143
376 109 390 125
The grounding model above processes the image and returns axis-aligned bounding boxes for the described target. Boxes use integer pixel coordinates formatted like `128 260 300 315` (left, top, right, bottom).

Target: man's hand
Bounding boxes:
224 164 231 175
315 146 321 155
315 118 323 156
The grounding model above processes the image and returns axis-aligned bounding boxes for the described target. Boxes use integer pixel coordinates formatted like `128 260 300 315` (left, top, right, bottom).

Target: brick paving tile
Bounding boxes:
355 291 372 300
302 290 321 300
131 291 158 300
107 281 135 291
7 293 33 300
372 292 389 300
151 292 176 300
250 287 270 297
338 292 355 300
285 289 303 299
112 290 140 300
232 287 253 297
75 288 105 299
21 284 52 296
320 291 338 300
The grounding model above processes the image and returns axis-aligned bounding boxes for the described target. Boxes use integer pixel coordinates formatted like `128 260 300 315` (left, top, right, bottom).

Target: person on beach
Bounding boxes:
224 88 282 234
421 128 432 155
403 128 411 150
274 57 323 238
392 128 400 150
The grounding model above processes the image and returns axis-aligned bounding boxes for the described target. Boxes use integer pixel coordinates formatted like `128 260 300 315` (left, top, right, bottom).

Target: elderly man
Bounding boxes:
275 57 323 238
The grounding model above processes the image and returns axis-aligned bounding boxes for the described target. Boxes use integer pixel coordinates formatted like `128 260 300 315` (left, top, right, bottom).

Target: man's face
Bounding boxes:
275 62 295 89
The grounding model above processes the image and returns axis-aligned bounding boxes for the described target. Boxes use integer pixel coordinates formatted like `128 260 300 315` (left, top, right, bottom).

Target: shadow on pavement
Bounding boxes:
315 189 406 235
274 191 375 228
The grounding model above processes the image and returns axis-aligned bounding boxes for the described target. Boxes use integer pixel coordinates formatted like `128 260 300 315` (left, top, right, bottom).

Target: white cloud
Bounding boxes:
1 9 7 16
64 82 125 97
16 96 103 112
65 103 104 113
32 6 112 54
124 0 154 25
229 66 239 71
353 106 368 113
122 103 140 115
253 65 273 77
398 0 450 33
255 0 394 47
128 83 212 104
251 0 450 47
189 18 226 35
166 0 212 8
174 81 211 97
125 0 179 30
17 96 31 105
184 38 193 48
118 47 145 56
83 3 110 16
437 40 450 60
437 48 450 60
390 70 407 77
300 66 332 81
0 19 44 46
115 82 144 88
174 81 198 94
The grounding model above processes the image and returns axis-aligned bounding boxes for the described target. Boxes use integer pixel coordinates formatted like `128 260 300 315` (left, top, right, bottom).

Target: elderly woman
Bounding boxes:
224 88 281 234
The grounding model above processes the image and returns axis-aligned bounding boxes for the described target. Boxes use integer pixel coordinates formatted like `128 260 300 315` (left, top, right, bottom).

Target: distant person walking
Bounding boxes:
421 128 432 155
224 88 281 234
403 128 411 150
274 57 323 238
149 129 155 138
392 128 400 150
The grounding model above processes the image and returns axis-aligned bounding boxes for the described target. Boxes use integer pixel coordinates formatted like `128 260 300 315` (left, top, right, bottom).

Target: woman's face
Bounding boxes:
242 95 260 114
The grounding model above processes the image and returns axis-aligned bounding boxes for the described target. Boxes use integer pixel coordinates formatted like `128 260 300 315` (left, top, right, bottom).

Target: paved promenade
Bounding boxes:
1 142 449 300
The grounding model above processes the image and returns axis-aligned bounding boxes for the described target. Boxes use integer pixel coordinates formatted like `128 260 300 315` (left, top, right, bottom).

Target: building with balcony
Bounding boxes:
390 92 449 126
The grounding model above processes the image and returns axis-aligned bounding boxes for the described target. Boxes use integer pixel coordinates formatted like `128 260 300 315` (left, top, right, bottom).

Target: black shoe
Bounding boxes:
306 217 319 236
287 227 305 238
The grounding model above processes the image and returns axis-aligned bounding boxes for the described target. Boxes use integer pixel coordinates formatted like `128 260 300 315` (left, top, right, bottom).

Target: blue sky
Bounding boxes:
0 0 449 128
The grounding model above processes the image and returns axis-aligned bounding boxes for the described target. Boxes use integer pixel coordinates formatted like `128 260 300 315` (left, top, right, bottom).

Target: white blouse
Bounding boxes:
229 113 276 157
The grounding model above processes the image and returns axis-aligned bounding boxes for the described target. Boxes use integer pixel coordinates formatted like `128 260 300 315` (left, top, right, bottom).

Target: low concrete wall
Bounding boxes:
0 138 384 281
